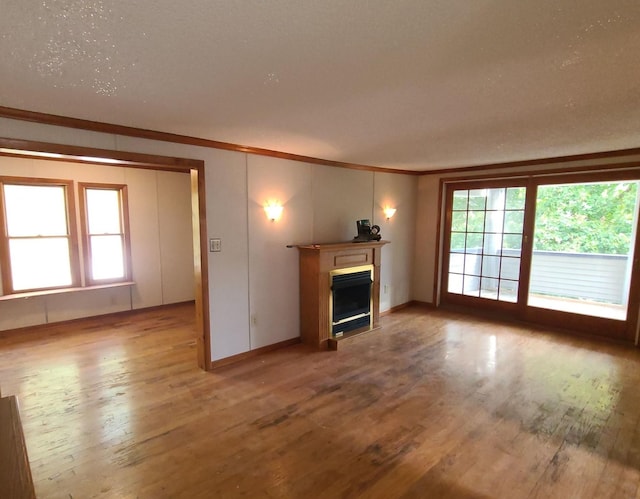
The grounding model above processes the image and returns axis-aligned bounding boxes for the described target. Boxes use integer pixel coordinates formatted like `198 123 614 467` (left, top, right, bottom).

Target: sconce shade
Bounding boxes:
384 207 397 220
264 203 283 221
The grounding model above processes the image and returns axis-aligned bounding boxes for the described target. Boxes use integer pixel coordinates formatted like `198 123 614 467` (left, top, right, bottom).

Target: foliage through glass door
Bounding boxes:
528 181 639 320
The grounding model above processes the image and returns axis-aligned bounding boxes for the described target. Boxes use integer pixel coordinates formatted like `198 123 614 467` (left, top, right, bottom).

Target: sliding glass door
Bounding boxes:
528 180 639 321
444 181 527 310
441 173 640 341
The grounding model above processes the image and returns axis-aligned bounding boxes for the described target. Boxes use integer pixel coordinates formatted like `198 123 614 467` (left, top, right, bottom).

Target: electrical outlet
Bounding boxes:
210 238 221 252
384 284 390 294
251 314 257 326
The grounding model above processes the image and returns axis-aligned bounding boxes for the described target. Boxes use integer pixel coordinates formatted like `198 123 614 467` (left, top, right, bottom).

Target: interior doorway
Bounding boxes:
0 138 211 370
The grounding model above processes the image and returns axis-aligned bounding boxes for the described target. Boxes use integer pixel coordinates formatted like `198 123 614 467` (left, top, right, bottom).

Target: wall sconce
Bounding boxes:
384 207 397 220
264 202 283 222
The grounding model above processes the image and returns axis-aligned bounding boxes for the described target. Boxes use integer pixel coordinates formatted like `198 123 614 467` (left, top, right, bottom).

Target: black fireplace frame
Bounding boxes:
329 264 374 337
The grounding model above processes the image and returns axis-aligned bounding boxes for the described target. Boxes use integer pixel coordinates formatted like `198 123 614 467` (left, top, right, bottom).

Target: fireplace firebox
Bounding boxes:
330 265 373 337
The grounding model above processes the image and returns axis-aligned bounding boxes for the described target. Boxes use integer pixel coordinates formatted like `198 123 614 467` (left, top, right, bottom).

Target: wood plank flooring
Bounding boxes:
2 303 640 498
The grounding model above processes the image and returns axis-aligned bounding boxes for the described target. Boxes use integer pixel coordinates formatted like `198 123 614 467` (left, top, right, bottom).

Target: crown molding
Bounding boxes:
419 147 640 175
0 106 421 176
3 106 639 176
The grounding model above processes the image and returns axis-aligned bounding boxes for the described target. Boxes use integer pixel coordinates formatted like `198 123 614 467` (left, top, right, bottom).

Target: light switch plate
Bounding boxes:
210 238 221 252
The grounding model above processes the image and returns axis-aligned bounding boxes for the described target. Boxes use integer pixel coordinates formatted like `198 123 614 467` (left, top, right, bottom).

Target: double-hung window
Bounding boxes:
79 183 131 285
0 178 79 293
0 177 131 295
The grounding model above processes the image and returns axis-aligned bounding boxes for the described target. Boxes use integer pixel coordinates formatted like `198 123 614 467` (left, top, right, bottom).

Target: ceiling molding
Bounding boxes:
2 106 639 178
0 106 421 176
419 148 640 176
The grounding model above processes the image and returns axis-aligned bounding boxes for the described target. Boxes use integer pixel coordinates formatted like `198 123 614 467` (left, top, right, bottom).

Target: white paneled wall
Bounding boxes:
248 156 313 349
0 117 418 363
374 172 417 312
205 150 251 360
311 166 374 243
157 171 195 304
125 167 164 309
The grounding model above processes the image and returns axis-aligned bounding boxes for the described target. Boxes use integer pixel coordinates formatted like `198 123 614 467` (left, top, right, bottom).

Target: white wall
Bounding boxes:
205 149 251 360
311 166 374 243
0 117 418 362
0 155 195 330
374 172 417 311
157 171 196 304
247 156 313 349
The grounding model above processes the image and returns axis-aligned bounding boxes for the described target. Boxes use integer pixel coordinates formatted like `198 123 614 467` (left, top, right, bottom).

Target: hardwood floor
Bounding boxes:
2 303 640 498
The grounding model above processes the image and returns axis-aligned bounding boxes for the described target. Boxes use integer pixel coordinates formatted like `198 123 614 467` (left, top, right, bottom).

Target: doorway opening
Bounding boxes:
0 138 211 370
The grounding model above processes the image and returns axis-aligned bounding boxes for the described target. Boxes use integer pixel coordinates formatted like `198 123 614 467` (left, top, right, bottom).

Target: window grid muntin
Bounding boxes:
448 187 525 301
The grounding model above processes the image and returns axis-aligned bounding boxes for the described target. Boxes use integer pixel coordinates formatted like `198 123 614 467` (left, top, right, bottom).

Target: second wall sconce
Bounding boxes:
264 202 284 222
384 207 397 220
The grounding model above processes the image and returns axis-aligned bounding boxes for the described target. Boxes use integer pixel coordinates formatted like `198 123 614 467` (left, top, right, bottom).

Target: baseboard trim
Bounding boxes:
380 300 436 316
210 337 302 369
407 300 437 309
380 302 412 316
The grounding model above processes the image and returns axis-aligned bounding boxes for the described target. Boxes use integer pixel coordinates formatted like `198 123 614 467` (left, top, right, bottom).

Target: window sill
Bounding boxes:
0 281 136 301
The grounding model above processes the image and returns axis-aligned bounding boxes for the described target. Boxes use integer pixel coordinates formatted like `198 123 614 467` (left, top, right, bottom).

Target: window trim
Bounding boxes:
0 176 81 294
78 183 132 286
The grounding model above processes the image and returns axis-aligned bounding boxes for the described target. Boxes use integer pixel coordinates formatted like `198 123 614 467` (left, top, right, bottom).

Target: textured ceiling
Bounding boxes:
1 1 639 171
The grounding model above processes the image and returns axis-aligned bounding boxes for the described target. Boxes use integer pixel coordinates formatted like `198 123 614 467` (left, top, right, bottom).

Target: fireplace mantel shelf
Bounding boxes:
295 240 389 251
296 240 388 350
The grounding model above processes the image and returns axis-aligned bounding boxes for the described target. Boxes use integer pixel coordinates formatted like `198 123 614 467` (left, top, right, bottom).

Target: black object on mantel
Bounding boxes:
353 219 381 242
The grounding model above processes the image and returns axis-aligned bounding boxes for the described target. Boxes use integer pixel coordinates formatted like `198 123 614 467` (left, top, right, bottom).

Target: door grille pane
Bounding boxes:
446 187 525 302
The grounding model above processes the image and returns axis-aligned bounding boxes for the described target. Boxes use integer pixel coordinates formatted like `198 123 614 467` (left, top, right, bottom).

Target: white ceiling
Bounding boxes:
1 1 639 172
